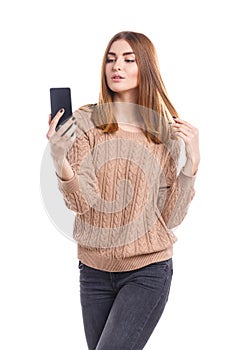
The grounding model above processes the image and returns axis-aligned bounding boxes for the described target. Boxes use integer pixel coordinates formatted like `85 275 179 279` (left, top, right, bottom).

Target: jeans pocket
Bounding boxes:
78 260 85 271
147 259 172 272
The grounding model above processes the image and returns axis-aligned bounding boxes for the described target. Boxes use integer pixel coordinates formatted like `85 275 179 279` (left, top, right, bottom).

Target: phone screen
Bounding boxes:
50 87 72 129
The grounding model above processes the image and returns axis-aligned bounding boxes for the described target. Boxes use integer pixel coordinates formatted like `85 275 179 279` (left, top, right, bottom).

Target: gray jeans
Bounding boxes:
79 259 173 350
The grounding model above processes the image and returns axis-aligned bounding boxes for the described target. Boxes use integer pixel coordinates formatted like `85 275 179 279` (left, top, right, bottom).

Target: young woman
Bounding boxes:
46 31 200 350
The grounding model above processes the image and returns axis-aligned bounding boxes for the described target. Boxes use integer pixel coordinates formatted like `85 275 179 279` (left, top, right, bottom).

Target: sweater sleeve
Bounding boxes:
57 109 101 215
157 142 196 229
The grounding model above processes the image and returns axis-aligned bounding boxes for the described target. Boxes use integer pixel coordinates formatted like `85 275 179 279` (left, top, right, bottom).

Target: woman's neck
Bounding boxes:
113 89 138 104
112 101 145 132
112 90 145 132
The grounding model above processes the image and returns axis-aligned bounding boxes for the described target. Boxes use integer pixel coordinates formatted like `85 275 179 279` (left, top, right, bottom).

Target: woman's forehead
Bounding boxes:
108 39 134 55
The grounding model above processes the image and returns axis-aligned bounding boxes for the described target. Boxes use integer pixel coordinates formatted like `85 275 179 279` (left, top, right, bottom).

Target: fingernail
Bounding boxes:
60 108 64 113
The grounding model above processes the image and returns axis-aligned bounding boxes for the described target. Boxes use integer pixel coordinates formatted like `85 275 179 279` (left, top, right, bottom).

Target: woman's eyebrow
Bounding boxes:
107 51 135 56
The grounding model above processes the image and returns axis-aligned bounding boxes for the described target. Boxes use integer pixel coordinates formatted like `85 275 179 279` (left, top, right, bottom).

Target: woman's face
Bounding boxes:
105 39 139 101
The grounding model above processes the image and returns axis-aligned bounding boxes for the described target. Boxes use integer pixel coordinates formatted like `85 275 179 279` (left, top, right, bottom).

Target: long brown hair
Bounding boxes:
90 31 180 143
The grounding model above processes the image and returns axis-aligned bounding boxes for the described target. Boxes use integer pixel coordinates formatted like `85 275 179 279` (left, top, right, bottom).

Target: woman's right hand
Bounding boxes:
46 109 77 164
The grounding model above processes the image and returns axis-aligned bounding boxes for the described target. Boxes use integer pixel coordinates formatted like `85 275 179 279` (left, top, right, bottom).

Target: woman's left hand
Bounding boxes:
171 118 200 176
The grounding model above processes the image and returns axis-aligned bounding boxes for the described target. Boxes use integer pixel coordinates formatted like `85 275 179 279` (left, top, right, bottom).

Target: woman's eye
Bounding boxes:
106 58 115 63
106 58 136 63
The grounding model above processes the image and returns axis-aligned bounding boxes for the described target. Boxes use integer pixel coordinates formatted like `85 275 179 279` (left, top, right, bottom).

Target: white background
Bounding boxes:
1 0 232 349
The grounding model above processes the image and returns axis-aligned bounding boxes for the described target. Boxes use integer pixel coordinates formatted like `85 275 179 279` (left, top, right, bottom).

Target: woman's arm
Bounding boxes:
157 167 196 229
46 109 76 180
171 118 200 176
157 118 200 229
46 109 100 215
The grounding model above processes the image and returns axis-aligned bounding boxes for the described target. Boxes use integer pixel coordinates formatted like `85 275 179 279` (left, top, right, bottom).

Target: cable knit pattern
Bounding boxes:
57 108 196 272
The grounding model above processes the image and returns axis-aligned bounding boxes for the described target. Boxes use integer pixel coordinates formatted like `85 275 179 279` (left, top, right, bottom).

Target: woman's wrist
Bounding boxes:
182 159 199 177
53 158 74 181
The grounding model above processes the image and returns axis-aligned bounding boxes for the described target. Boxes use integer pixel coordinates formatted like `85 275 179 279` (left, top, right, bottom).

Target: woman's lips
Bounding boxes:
111 74 125 82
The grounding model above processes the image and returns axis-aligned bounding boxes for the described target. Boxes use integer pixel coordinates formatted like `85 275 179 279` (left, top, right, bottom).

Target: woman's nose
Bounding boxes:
113 61 122 71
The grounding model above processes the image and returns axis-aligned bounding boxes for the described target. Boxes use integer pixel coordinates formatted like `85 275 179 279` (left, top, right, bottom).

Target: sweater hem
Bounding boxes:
77 245 173 272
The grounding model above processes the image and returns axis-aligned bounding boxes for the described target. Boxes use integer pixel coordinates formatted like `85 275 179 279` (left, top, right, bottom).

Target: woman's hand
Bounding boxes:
171 118 200 176
46 109 77 181
46 109 77 163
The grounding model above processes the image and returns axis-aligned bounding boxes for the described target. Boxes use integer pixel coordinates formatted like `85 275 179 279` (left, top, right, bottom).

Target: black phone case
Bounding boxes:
50 87 72 129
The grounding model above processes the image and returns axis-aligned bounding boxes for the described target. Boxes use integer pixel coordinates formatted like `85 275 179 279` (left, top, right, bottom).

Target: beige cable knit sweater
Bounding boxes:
57 107 196 272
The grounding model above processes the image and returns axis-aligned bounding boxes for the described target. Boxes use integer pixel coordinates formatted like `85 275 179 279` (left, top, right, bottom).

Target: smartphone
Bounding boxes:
50 87 72 129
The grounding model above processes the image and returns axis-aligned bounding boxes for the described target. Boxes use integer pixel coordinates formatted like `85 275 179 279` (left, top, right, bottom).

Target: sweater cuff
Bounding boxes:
179 169 196 187
57 172 80 193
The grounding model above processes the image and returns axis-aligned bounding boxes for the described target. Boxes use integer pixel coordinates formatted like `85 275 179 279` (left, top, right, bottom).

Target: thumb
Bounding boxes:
46 108 65 139
50 108 65 127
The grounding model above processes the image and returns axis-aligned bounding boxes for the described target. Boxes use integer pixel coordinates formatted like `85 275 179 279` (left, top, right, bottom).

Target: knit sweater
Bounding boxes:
57 107 196 272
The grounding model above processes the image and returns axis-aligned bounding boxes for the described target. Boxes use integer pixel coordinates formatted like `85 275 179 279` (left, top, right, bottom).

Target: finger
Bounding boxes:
50 108 65 129
50 123 76 146
172 130 188 143
48 114 52 125
173 118 194 129
171 124 190 137
56 114 76 137
47 122 58 139
70 131 76 143
61 122 77 139
46 108 66 139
